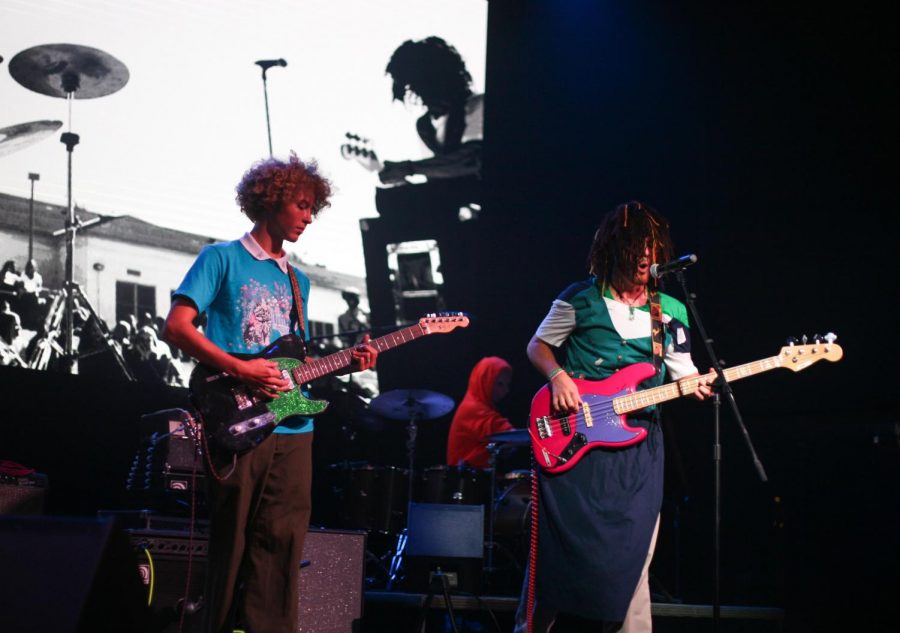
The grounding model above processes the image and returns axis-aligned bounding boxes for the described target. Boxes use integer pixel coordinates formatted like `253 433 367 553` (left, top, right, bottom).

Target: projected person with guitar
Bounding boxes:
163 153 378 633
516 201 714 633
341 36 483 186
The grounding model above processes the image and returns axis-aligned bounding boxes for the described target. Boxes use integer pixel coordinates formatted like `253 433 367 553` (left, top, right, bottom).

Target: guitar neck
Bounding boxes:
613 354 785 414
292 323 426 384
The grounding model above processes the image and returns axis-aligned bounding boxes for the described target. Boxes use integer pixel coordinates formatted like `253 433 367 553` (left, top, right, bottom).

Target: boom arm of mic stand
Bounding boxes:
674 270 767 482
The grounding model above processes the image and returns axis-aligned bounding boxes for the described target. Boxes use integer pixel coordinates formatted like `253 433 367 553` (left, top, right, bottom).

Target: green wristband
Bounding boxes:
547 367 565 381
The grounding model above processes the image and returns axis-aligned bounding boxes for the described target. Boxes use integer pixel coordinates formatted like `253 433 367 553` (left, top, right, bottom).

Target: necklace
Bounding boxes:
615 287 647 320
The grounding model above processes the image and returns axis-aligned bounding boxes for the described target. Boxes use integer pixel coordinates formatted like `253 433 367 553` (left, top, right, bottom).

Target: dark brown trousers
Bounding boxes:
203 432 313 633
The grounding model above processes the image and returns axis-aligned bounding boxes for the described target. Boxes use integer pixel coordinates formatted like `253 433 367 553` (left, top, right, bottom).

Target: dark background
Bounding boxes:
2 2 897 632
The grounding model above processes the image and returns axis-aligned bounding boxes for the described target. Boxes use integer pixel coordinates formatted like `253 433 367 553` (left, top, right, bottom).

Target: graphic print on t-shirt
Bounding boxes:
238 279 293 348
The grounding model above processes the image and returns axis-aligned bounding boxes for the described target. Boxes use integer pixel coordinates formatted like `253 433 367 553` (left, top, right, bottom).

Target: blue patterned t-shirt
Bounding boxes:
173 237 312 433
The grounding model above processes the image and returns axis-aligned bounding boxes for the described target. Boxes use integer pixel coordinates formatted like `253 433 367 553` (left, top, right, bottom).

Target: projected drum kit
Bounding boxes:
4 43 132 376
326 387 533 587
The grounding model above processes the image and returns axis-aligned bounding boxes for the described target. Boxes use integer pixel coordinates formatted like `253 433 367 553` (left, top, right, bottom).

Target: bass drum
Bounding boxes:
418 464 491 506
332 463 409 535
493 472 532 561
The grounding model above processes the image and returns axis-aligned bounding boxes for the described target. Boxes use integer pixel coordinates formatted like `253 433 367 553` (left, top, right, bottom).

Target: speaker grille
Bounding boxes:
299 528 367 633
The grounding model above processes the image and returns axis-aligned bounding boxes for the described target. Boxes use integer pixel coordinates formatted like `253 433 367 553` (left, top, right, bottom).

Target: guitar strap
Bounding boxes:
286 263 309 356
649 289 665 375
649 289 666 434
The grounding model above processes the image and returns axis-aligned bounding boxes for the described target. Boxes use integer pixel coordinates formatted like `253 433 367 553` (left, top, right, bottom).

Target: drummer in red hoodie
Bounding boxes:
446 356 515 469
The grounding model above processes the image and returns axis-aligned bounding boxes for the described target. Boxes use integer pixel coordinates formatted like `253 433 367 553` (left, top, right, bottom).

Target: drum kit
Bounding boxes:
3 43 133 377
325 387 534 590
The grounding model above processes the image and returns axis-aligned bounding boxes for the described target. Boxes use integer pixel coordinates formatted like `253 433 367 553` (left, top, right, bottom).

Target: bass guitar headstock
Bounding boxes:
778 332 843 371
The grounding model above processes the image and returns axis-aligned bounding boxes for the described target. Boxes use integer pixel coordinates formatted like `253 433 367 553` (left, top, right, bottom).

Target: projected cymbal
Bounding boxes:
0 120 63 157
9 43 129 98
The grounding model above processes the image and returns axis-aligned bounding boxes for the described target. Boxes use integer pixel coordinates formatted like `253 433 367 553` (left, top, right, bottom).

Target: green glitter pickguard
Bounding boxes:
265 357 329 422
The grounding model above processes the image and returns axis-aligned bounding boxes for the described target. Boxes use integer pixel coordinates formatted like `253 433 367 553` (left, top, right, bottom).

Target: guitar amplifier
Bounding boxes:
125 526 366 633
129 527 208 633
128 409 206 508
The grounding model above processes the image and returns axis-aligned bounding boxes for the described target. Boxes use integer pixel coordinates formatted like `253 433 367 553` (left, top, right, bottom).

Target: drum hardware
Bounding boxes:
486 428 530 446
368 388 455 590
485 442 500 576
8 44 132 377
369 388 454 508
328 463 409 535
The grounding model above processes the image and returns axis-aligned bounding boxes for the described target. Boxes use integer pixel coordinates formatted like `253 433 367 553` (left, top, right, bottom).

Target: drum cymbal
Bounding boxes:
0 120 63 157
369 389 454 421
9 44 129 99
487 428 530 445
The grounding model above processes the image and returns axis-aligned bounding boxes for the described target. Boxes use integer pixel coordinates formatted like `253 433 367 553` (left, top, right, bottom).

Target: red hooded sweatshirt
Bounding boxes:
446 356 514 468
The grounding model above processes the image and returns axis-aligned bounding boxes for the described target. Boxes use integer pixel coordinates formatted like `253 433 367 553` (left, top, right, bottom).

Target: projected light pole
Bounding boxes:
27 172 39 261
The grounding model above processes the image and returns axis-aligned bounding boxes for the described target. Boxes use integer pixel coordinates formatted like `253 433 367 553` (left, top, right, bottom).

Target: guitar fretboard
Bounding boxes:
291 323 426 384
612 355 784 414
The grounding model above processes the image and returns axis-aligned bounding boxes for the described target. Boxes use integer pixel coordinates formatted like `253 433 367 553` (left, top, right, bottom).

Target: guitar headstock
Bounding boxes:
778 332 843 371
340 132 382 172
419 312 470 334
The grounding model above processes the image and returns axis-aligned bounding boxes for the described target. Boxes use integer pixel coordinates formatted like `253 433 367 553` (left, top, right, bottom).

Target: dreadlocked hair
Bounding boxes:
588 200 675 290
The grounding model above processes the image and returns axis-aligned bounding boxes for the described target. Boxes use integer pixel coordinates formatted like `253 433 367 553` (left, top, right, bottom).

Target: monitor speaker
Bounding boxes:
0 515 149 633
403 503 484 594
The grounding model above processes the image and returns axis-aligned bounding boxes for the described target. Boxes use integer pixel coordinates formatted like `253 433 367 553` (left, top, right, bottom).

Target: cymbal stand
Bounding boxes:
53 79 132 379
60 113 79 368
484 442 499 578
405 410 421 505
385 409 421 591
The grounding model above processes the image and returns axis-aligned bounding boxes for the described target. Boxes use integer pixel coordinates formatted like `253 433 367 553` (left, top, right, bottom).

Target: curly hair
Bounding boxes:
386 36 473 106
235 152 333 222
588 200 674 290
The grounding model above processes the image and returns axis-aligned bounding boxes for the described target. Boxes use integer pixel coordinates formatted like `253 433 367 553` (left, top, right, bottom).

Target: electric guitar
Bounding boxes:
190 313 469 455
529 335 843 473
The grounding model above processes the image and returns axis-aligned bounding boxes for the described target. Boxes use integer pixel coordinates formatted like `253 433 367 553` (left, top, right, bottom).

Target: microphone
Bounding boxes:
650 254 698 279
255 58 287 70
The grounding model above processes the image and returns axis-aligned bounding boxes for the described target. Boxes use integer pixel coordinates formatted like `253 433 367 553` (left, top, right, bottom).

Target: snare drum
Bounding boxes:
335 464 409 534
418 464 491 506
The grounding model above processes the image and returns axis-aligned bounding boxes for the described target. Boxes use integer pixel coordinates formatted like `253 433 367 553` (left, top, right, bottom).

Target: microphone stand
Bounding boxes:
672 269 767 632
255 59 286 158
260 67 274 158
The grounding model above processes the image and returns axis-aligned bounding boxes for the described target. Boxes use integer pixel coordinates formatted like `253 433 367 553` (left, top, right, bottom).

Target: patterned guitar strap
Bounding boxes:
286 263 309 357
650 289 665 426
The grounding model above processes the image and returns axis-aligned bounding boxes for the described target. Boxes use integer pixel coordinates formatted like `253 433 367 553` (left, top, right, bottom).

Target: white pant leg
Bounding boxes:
619 514 660 633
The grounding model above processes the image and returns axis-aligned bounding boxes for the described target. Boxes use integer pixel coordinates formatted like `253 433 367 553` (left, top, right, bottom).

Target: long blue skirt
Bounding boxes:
534 418 664 622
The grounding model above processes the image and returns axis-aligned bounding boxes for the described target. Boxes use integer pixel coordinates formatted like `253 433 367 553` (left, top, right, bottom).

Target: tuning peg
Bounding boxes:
801 335 808 344
785 336 799 346
824 332 837 343
811 333 823 343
